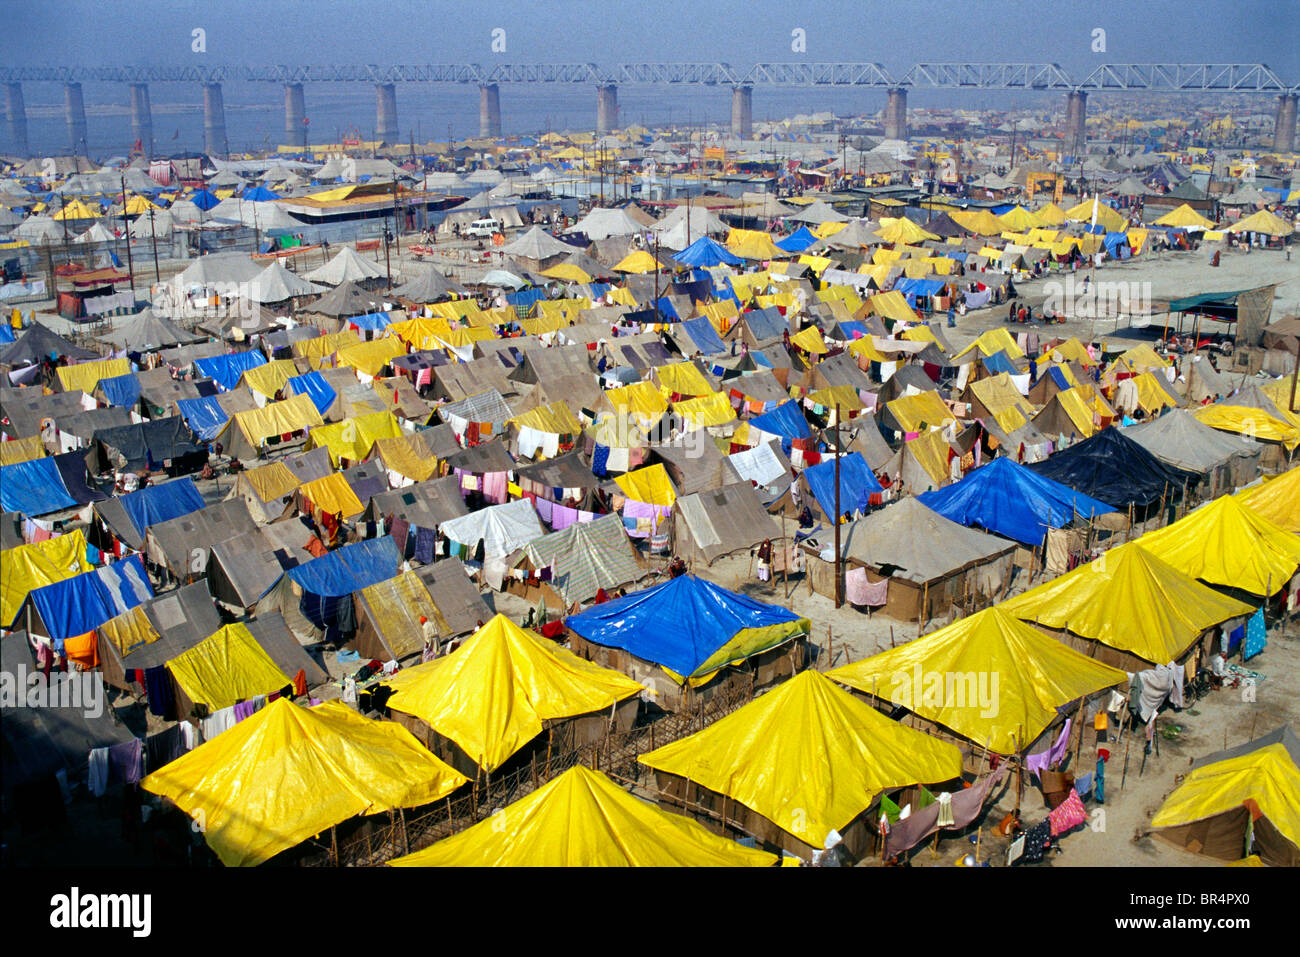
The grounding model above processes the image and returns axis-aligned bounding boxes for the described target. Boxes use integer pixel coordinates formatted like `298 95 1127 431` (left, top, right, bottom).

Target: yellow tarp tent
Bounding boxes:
298 471 365 519
725 228 785 260
1194 404 1300 450
903 428 952 488
877 217 939 244
827 607 1127 754
240 460 299 503
999 542 1254 664
389 765 776 867
887 390 955 433
611 250 663 274
0 530 90 627
1226 209 1293 237
1033 203 1068 226
385 614 643 772
790 325 828 354
166 622 291 712
239 359 299 399
52 199 99 221
308 410 402 466
372 433 440 483
508 401 582 437
57 358 130 395
652 361 713 399
1042 337 1093 365
0 434 47 466
953 327 1025 360
969 373 1037 433
389 316 453 351
1129 371 1178 414
1064 198 1126 232
540 263 593 283
614 463 676 506
605 380 668 424
673 391 737 431
1154 204 1215 230
1234 466 1300 533
142 698 468 867
99 604 161 657
334 335 406 377
1151 741 1300 865
639 670 962 851
294 329 360 368
1137 495 1300 597
218 394 324 458
862 290 917 323
998 206 1039 231
951 208 1005 236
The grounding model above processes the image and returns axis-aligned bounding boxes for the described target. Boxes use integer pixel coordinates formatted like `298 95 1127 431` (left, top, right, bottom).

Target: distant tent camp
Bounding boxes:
1150 726 1300 867
142 698 468 866
388 765 777 867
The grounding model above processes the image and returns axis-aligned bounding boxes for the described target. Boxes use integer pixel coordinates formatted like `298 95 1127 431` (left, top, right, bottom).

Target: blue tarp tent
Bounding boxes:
28 554 153 648
743 306 787 341
190 189 220 211
287 371 337 415
193 350 267 392
802 452 882 521
680 317 727 356
836 320 869 341
286 536 401 598
240 185 281 201
775 226 818 252
918 456 1115 546
748 400 812 448
98 373 141 409
1103 232 1132 259
565 574 807 679
347 312 393 332
0 324 15 344
0 457 79 515
982 350 1019 375
673 236 743 268
118 477 206 538
176 396 229 441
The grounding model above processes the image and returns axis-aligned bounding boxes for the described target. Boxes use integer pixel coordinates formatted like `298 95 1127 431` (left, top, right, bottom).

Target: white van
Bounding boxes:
465 217 503 239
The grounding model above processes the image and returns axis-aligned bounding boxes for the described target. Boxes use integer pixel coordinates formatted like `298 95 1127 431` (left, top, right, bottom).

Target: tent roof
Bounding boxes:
499 225 575 260
565 574 808 680
519 512 646 605
385 614 643 771
1234 466 1300 534
1123 408 1258 474
640 670 961 849
142 698 467 866
303 245 387 285
1026 426 1194 509
307 279 388 316
389 765 777 867
828 607 1127 754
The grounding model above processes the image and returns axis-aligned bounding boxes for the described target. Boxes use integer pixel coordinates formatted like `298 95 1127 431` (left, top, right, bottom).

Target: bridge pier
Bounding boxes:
65 81 88 155
884 88 907 140
1064 90 1088 153
284 82 307 147
731 85 753 139
4 82 28 156
129 83 153 157
479 83 501 139
1274 93 1297 152
376 83 398 143
204 82 228 157
596 84 618 135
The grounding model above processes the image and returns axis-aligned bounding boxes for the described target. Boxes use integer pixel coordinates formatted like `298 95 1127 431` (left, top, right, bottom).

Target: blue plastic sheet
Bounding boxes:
681 316 726 356
97 373 141 409
348 312 393 332
982 350 1019 375
802 452 881 521
672 236 742 268
775 226 818 252
176 395 229 441
118 477 206 537
0 457 78 515
565 574 804 677
918 456 1115 546
28 554 153 645
287 371 337 415
193 350 267 392
748 400 812 441
286 536 401 598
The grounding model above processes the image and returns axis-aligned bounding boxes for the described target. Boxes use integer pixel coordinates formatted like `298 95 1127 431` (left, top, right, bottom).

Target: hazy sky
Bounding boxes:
3 0 1298 79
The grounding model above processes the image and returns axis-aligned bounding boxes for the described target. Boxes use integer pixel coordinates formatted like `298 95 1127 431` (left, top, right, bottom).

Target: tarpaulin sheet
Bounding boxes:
1027 427 1194 509
98 604 161 657
887 390 954 433
919 457 1115 546
653 361 713 399
0 434 46 467
0 530 90 628
52 451 108 505
295 329 360 368
372 433 439 482
359 570 444 659
828 607 1126 754
299 471 365 519
605 381 667 422
335 336 405 377
93 417 207 472
222 394 324 452
640 671 962 849
672 235 743 268
56 357 130 395
141 698 467 867
1235 466 1300 534
389 764 775 867
803 453 881 521
28 554 153 643
747 400 812 441
166 622 291 712
385 614 643 771
194 350 267 392
308 410 401 466
97 373 142 409
508 401 582 436
286 535 401 598
1000 541 1254 664
681 317 727 356
0 456 78 515
438 499 545 561
287 371 337 415
177 395 230 441
239 359 299 398
674 391 736 431
614 463 677 506
118 477 205 538
565 574 808 680
1138 495 1300 597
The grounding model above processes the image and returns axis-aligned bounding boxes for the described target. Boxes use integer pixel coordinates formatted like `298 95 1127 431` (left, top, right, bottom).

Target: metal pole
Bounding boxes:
119 174 135 294
148 206 160 284
833 404 843 609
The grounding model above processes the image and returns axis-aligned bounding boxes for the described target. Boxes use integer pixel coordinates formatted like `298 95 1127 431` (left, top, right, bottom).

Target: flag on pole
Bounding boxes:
1090 195 1099 231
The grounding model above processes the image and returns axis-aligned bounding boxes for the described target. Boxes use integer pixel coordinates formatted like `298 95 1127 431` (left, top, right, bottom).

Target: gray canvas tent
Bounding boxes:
510 512 648 606
1124 409 1261 496
673 482 784 566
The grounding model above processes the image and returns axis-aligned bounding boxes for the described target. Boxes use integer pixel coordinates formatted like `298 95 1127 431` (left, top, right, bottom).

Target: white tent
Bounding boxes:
650 204 729 250
304 246 387 285
566 206 644 240
248 261 326 303
73 222 118 244
438 498 547 589
499 225 574 260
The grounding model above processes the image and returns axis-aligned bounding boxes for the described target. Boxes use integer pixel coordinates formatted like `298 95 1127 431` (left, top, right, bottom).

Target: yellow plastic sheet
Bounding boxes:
225 394 324 450
790 325 828 354
241 461 299 502
0 434 47 466
239 359 299 399
298 472 365 519
389 765 776 867
508 401 582 436
725 228 785 260
1194 404 1300 450
827 607 1126 754
639 671 962 849
969 373 1036 433
294 329 360 369
373 433 439 483
954 327 1025 360
0 530 90 627
142 698 468 867
166 622 292 712
613 463 677 506
1234 466 1300 533
360 570 447 659
57 358 130 395
335 335 406 376
862 291 918 323
385 615 643 771
308 410 401 466
98 604 161 657
673 391 737 431
887 390 954 433
653 361 713 399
